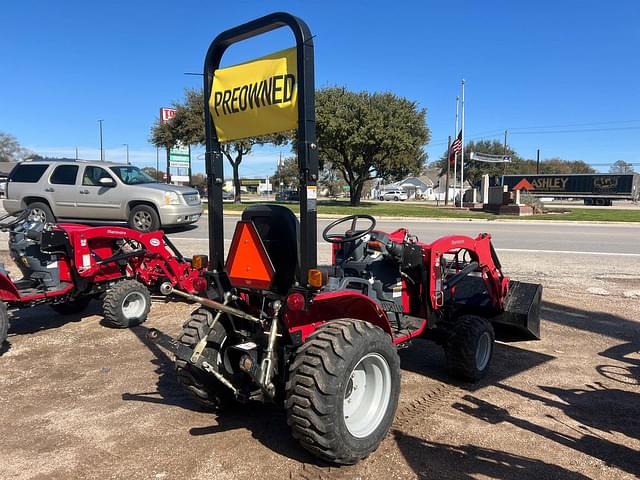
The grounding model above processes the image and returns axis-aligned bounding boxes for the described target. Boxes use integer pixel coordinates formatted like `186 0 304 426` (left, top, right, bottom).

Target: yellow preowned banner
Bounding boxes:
209 47 298 142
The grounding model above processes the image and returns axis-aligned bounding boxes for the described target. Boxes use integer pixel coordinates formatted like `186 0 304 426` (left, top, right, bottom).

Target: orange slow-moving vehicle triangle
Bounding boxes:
226 221 275 289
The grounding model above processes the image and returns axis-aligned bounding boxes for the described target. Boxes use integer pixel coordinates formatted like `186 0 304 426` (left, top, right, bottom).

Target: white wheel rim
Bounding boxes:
121 291 146 319
476 331 492 371
29 208 47 222
133 211 152 230
343 352 392 438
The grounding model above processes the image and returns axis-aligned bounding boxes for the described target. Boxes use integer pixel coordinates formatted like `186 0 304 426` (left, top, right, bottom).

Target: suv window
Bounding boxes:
9 164 48 183
83 166 114 186
50 165 79 185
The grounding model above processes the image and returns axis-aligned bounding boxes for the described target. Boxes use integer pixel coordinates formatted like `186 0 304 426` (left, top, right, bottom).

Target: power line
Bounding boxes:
511 126 640 135
508 119 640 131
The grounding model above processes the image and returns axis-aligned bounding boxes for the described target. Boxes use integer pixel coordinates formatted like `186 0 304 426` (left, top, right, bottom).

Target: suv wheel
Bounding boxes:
27 202 55 223
128 205 160 232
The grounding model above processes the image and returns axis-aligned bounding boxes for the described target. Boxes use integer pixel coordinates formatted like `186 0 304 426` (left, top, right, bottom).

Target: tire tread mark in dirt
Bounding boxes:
289 382 460 480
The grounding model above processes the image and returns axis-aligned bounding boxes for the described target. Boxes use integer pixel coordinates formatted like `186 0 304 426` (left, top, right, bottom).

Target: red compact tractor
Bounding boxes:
0 210 208 347
148 12 543 465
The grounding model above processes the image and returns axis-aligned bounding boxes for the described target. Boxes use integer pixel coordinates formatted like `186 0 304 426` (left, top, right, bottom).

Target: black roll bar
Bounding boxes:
203 12 318 281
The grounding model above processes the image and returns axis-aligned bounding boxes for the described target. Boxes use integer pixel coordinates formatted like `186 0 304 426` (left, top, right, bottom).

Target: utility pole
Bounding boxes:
75 147 79 160
445 135 451 206
503 129 508 175
123 144 129 165
98 120 104 161
536 148 540 174
453 96 459 206
460 80 465 209
155 147 160 181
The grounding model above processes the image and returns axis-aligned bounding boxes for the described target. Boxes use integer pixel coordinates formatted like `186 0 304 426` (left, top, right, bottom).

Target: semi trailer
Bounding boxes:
502 173 639 206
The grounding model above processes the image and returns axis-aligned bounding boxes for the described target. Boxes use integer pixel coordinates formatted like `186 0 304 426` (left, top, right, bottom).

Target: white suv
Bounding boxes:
379 189 408 201
4 160 202 232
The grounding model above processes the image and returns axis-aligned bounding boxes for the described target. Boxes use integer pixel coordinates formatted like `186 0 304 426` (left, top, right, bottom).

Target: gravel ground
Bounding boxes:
0 251 638 480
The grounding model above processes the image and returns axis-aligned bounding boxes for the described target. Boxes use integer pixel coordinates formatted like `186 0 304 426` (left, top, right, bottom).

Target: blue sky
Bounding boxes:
1 0 638 176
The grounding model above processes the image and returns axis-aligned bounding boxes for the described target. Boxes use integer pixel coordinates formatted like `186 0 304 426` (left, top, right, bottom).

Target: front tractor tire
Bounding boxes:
102 279 151 328
0 301 8 348
444 315 495 381
175 308 235 410
285 319 401 465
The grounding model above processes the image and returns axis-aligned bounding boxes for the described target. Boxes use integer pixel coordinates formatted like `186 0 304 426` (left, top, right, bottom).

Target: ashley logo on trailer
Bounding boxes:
209 47 297 141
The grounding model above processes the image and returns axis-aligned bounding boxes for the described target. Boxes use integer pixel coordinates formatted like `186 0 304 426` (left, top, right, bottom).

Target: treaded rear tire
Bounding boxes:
0 301 8 348
285 319 400 465
175 308 235 410
102 279 150 328
444 315 495 381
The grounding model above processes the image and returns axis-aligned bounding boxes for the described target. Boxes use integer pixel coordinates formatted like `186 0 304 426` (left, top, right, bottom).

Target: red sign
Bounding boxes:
513 179 535 191
160 108 176 123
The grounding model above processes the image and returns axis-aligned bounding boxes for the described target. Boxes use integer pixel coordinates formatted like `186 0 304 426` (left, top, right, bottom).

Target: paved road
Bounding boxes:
166 215 640 256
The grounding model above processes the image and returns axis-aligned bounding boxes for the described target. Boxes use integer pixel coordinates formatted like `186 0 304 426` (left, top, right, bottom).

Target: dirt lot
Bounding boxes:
0 251 639 480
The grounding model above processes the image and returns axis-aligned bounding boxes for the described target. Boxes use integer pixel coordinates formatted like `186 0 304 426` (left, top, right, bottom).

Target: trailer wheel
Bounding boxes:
0 301 8 348
50 296 92 315
444 315 495 381
175 308 236 410
285 319 400 464
103 279 151 328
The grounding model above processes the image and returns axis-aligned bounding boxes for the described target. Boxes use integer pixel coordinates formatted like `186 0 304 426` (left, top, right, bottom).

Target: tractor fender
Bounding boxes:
285 290 393 343
0 272 20 302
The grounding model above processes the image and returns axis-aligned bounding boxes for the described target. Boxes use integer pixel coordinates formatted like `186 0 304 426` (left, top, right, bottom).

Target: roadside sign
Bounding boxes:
160 108 176 123
470 152 512 163
171 175 190 182
209 47 298 141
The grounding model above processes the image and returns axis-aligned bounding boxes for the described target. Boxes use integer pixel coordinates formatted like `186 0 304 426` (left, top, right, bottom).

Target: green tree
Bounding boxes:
434 140 523 185
0 132 31 162
150 88 289 203
609 160 634 174
315 87 430 206
539 158 595 174
271 157 299 190
434 141 596 184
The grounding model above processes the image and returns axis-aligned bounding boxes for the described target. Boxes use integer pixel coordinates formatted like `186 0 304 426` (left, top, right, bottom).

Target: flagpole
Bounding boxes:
460 79 465 209
454 95 459 206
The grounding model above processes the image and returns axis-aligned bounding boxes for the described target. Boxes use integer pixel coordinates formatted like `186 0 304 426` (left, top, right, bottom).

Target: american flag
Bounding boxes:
449 131 462 164
451 131 462 154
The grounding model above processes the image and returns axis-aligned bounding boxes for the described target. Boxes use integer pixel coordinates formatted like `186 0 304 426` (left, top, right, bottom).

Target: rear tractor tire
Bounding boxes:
444 315 495 381
285 319 401 465
103 279 151 328
175 308 236 410
0 301 8 348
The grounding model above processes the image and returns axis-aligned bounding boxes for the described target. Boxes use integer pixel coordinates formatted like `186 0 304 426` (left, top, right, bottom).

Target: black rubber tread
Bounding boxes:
102 279 151 328
128 204 160 232
285 319 401 465
444 315 495 381
0 301 8 347
50 296 92 315
175 308 234 410
27 201 55 223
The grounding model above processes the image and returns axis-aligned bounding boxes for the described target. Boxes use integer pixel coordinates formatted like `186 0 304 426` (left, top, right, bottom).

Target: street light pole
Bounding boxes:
123 143 129 164
98 119 104 161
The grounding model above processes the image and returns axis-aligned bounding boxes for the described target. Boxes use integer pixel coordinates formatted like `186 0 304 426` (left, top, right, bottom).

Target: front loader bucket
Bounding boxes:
492 280 542 340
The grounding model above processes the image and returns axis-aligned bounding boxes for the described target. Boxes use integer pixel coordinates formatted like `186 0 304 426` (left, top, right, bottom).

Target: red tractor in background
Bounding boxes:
147 12 543 465
0 210 208 348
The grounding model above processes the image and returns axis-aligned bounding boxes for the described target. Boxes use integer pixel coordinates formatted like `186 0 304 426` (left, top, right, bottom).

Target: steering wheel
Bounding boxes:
322 214 376 244
0 209 30 231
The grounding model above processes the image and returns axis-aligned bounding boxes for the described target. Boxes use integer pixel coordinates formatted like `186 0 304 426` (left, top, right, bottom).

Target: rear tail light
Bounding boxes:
192 276 208 292
286 293 305 311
